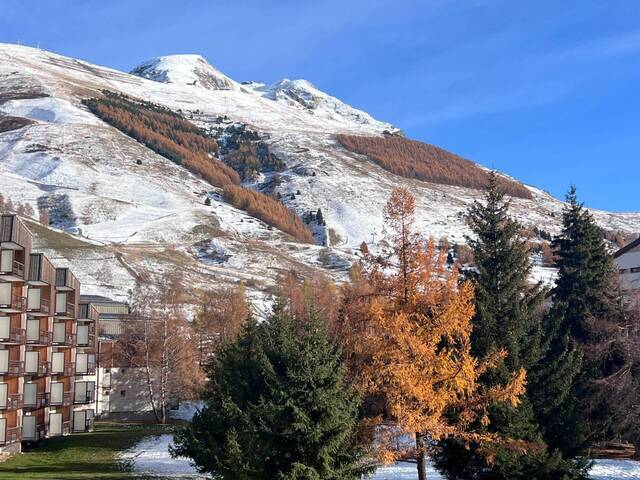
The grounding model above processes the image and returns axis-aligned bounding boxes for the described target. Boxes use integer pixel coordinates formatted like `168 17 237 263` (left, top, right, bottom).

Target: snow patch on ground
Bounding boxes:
120 432 640 480
169 401 204 421
0 97 102 125
118 434 207 479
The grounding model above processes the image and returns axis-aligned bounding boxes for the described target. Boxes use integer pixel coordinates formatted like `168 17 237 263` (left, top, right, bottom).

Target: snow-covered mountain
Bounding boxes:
130 54 239 91
0 43 638 305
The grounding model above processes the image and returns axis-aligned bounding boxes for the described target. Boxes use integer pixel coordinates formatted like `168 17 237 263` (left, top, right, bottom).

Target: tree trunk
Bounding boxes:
416 432 428 480
143 317 160 423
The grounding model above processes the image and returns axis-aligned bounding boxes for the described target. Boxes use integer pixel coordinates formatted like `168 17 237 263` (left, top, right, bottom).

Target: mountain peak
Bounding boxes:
130 54 238 91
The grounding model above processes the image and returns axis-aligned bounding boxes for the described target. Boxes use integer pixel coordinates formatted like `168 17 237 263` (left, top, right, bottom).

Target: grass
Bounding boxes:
0 422 175 480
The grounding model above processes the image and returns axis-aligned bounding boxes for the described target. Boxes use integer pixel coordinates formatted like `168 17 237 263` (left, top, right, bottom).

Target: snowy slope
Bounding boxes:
1 43 639 302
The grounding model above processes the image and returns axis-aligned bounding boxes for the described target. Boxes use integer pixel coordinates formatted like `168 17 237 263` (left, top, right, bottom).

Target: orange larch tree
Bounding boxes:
339 187 526 480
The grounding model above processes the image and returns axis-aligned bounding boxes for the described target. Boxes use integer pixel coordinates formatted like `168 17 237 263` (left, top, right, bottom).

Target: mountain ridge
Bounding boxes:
0 43 638 304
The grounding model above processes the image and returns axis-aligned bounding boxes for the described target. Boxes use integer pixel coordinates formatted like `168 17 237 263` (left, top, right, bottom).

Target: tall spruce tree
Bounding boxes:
171 303 370 480
551 187 623 344
540 187 627 449
433 173 589 480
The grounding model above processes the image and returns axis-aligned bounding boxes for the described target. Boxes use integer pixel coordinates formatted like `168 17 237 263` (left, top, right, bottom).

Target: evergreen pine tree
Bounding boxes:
537 187 627 451
551 187 623 345
171 303 369 480
316 208 324 225
433 173 588 480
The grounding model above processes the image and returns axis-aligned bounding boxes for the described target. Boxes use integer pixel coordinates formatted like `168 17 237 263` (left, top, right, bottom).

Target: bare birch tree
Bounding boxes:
118 272 203 423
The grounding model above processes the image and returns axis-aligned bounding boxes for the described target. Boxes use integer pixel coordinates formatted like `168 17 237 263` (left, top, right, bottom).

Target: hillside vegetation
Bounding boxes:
223 185 314 243
84 91 313 243
83 91 240 187
337 134 532 199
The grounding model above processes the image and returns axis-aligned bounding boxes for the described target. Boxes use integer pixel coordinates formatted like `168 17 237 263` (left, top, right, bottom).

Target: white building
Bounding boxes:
614 237 640 293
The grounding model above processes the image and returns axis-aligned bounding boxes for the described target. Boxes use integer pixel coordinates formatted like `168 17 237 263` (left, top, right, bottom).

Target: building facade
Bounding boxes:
79 295 173 420
0 214 99 454
614 236 640 294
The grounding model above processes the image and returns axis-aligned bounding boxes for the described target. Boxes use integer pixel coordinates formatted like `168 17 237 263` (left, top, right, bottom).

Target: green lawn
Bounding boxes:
0 422 174 480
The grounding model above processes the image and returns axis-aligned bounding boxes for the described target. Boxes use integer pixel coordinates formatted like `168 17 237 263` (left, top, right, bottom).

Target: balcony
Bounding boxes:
77 303 99 322
0 328 26 344
76 325 96 348
74 389 95 405
0 360 24 376
72 415 94 433
27 253 55 287
22 422 47 442
55 302 76 319
0 393 22 410
23 392 49 409
55 268 78 292
76 360 96 376
56 420 72 436
63 362 75 377
49 391 73 407
26 331 52 346
25 361 51 377
52 332 76 348
27 296 50 316
0 293 26 313
0 259 25 282
0 426 20 446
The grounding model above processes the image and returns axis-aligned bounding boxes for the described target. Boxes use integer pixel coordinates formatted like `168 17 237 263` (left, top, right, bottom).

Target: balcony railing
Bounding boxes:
49 391 73 407
53 333 76 347
23 392 49 409
26 331 52 346
0 360 24 376
0 426 20 445
74 389 95 405
0 293 26 312
77 335 96 349
23 423 48 442
0 259 25 279
27 296 50 315
0 328 25 344
36 423 47 440
55 302 76 319
73 416 94 433
64 362 75 376
60 420 72 436
76 361 96 376
0 393 22 410
25 361 51 377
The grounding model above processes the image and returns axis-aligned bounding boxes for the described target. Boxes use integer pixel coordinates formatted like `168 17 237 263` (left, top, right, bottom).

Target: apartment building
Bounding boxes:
614 236 640 294
0 214 98 454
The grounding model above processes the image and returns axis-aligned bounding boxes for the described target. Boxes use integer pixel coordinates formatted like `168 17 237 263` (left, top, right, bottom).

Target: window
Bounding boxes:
631 267 640 273
120 390 126 397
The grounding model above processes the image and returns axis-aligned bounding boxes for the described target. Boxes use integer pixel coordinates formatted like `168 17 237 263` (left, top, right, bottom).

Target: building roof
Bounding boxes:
614 236 640 259
79 294 128 306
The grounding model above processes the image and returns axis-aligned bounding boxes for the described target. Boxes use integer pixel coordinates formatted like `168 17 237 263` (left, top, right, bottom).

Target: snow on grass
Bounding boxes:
590 460 640 479
118 434 207 479
136 405 640 480
371 462 443 479
119 430 640 480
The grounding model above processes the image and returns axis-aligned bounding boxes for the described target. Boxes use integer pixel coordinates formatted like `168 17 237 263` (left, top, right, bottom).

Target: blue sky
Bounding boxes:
2 0 639 211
